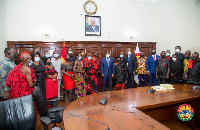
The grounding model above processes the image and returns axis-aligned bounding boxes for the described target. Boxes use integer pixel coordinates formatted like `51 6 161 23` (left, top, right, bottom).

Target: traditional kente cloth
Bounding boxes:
74 62 87 99
93 56 103 90
44 67 58 99
83 58 98 95
183 58 190 80
6 63 35 99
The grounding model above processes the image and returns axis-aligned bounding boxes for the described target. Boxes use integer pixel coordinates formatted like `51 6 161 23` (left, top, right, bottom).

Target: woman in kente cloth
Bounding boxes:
43 57 58 101
73 53 87 99
114 56 125 90
83 53 98 95
31 52 45 97
61 54 75 102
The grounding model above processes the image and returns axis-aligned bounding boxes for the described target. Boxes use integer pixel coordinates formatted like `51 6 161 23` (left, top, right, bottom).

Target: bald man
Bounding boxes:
0 48 16 100
6 52 36 99
86 18 99 32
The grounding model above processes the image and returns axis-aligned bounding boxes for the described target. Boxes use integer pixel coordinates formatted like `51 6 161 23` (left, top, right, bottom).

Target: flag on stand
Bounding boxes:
60 43 66 92
134 43 140 85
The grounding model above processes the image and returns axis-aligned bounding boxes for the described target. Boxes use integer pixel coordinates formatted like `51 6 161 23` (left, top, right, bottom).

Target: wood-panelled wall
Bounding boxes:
7 41 156 64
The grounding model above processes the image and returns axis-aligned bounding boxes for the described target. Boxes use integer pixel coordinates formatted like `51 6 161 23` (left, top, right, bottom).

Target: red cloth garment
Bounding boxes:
188 60 197 69
44 67 58 99
45 78 58 99
6 63 35 99
165 56 171 62
63 72 75 90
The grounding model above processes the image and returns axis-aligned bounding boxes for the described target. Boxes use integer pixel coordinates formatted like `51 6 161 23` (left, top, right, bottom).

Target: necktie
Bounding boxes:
107 57 109 66
128 56 130 62
93 27 96 32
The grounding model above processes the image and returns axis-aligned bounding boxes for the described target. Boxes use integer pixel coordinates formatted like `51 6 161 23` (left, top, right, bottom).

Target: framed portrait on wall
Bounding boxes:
85 15 101 36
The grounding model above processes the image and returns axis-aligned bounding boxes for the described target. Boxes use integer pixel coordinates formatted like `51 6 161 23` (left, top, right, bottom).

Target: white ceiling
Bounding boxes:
131 0 162 3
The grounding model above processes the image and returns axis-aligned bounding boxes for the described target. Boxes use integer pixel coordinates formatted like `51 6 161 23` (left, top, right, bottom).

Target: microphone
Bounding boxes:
69 113 110 130
141 78 149 86
89 88 107 105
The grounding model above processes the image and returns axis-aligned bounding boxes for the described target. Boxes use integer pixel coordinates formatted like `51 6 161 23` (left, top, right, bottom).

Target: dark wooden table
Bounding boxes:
63 84 200 130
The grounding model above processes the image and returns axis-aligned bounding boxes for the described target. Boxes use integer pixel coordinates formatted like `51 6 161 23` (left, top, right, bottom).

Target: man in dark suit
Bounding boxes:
124 48 137 88
101 52 114 91
86 18 99 32
146 49 160 86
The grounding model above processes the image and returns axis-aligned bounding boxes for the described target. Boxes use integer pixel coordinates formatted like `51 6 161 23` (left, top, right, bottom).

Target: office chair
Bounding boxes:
0 95 35 130
32 87 65 130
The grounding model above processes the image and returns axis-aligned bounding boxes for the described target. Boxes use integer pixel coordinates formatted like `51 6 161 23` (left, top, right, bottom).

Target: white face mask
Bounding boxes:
34 57 40 62
68 51 72 54
106 54 110 58
172 57 177 61
120 55 123 58
175 49 180 53
78 56 82 60
166 53 170 57
54 54 59 58
127 51 131 55
88 57 92 60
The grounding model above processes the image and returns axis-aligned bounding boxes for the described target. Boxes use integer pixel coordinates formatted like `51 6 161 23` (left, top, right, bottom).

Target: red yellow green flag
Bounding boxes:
61 43 66 63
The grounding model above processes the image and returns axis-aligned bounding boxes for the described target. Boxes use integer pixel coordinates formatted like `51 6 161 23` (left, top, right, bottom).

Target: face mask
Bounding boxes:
29 60 33 66
68 51 72 55
78 56 82 60
175 49 180 53
140 54 144 57
120 55 123 58
127 52 131 55
54 54 59 58
106 54 110 58
45 54 50 58
166 53 170 57
66 58 70 61
172 58 177 61
185 56 190 59
11 53 17 62
34 57 40 62
161 55 165 58
116 60 120 62
88 57 92 60
152 52 156 55
94 55 98 57
46 62 51 65
191 57 197 61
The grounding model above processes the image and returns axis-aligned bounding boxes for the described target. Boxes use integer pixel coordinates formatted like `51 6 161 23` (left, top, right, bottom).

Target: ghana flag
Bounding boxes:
60 43 66 98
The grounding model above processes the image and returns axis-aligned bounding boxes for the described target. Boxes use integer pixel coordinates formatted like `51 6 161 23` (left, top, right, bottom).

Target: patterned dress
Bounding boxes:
183 58 191 81
115 60 125 90
74 62 87 99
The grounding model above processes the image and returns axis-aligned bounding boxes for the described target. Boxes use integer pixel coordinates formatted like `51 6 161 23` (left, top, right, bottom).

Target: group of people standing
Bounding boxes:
0 45 200 103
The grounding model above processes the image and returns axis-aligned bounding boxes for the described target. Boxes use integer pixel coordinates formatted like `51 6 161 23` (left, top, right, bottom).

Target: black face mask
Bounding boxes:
140 54 144 57
66 58 70 61
191 57 197 61
116 60 120 62
94 55 98 57
161 55 165 58
152 52 156 55
11 53 17 62
185 56 190 59
46 62 51 65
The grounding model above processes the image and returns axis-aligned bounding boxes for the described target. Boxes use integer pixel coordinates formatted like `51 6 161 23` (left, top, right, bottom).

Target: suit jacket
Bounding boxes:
124 54 137 74
86 25 99 32
100 57 114 76
146 55 160 74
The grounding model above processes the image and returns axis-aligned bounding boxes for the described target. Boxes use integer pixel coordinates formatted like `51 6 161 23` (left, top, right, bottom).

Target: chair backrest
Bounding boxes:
32 87 47 117
0 95 35 130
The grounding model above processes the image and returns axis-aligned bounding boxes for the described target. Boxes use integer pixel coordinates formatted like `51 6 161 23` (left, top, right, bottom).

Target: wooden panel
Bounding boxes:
7 41 156 64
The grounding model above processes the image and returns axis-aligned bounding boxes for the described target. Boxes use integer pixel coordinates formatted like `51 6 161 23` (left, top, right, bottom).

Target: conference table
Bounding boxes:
63 84 200 130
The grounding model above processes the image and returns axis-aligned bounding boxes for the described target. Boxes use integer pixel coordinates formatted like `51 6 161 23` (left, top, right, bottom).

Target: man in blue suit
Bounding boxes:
101 52 114 91
86 18 99 32
146 49 160 86
124 48 137 88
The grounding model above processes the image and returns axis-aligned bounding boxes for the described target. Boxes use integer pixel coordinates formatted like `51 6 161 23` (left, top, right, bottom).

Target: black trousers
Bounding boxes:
158 77 166 85
127 73 134 88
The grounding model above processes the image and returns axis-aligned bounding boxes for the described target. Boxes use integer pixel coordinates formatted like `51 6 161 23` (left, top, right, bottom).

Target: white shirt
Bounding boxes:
51 57 62 79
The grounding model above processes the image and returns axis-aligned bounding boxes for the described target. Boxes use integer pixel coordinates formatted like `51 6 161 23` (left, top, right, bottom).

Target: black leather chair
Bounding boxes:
32 87 65 130
0 95 35 130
